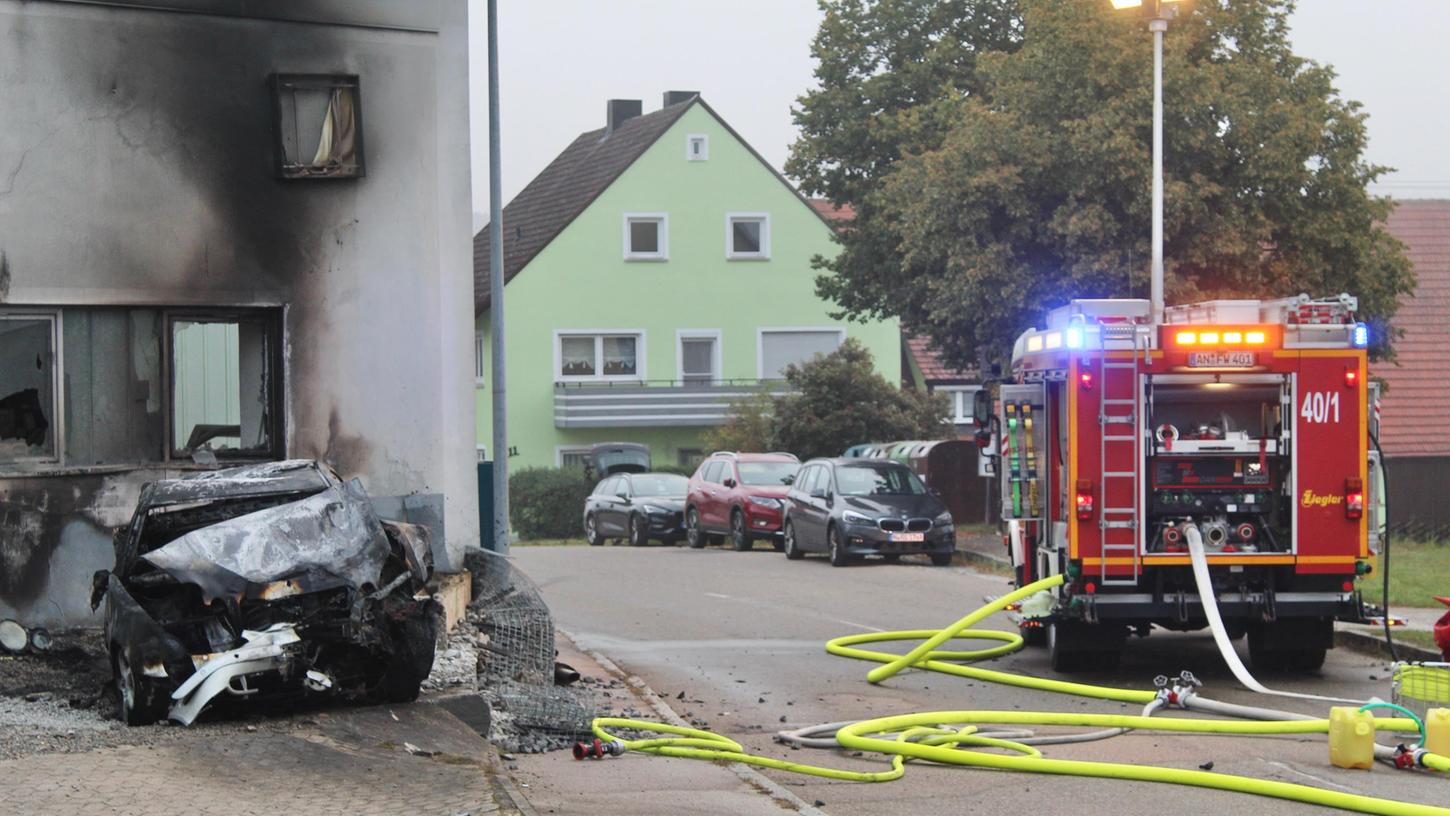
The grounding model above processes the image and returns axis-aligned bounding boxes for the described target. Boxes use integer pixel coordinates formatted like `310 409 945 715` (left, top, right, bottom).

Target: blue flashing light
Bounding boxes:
1065 326 1084 349
1352 323 1369 348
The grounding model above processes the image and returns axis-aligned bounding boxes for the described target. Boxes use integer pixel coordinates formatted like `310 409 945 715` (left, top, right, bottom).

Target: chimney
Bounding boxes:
662 90 699 108
606 99 642 134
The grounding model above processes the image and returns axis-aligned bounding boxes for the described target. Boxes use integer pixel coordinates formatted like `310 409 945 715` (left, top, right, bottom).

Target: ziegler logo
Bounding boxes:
1301 490 1343 508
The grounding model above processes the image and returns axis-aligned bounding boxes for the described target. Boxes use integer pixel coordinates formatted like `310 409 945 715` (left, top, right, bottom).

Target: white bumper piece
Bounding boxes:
169 624 301 726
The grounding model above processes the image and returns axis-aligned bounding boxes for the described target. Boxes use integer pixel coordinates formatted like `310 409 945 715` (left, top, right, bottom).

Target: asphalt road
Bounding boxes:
514 544 1448 816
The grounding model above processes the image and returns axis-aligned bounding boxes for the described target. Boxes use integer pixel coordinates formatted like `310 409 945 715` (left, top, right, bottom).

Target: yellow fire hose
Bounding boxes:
586 574 1450 814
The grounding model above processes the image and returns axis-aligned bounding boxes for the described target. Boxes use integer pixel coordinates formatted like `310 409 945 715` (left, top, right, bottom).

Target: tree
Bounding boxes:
766 339 950 460
791 0 1413 367
702 388 774 454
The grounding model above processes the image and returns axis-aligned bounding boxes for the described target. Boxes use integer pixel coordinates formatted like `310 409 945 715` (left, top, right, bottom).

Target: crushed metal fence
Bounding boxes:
465 549 597 752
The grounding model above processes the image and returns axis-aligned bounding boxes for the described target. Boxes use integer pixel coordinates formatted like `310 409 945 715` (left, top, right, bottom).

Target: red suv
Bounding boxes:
685 452 800 551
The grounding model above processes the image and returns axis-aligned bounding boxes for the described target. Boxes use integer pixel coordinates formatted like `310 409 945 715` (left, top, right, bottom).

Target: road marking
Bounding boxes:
832 618 886 633
1262 760 1360 794
705 592 731 599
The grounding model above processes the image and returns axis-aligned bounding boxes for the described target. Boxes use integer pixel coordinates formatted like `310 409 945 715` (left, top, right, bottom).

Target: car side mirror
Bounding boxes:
723 478 736 488
616 492 630 502
929 487 941 498
809 488 827 500
973 389 993 427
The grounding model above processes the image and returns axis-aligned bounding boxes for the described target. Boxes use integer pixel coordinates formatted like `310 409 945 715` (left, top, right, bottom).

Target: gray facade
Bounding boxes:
0 0 478 626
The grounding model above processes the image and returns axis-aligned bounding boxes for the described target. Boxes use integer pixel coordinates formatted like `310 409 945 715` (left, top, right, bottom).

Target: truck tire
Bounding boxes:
1048 620 1123 674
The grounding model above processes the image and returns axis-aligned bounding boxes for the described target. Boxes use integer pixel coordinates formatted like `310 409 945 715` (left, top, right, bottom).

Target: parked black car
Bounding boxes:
782 458 955 566
584 472 689 546
91 460 440 726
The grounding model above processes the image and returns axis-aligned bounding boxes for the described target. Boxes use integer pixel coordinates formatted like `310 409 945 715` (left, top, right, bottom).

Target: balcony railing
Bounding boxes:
553 379 792 429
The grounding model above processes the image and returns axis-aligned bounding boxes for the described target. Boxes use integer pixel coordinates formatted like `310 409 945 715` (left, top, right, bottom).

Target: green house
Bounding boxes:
474 92 900 471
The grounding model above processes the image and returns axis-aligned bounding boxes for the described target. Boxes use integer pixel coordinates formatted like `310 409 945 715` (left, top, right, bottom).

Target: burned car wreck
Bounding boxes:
91 460 441 726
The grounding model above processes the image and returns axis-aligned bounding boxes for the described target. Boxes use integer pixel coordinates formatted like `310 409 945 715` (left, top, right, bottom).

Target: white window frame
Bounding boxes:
554 329 647 382
676 329 722 386
0 310 62 465
556 445 592 468
755 327 846 380
686 134 709 161
934 385 981 424
725 212 771 260
474 330 486 385
623 213 669 261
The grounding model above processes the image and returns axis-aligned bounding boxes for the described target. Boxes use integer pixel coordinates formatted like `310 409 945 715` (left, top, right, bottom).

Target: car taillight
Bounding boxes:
1345 478 1364 520
1076 480 1094 521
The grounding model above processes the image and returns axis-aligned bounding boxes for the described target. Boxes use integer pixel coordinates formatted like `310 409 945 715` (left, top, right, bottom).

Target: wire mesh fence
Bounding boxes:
464 549 597 752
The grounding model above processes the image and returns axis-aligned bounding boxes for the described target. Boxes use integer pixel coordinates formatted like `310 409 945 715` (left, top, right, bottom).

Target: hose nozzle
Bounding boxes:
573 738 626 760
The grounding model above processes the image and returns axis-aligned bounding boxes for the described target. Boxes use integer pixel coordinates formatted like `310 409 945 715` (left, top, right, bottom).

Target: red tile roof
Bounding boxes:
906 334 976 384
809 199 855 224
1375 200 1450 457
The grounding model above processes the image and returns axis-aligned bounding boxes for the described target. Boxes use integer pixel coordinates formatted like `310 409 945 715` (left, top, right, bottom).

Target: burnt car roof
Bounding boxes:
142 460 336 508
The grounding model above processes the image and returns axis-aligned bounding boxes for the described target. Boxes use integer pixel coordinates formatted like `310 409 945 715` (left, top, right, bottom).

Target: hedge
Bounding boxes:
510 467 593 540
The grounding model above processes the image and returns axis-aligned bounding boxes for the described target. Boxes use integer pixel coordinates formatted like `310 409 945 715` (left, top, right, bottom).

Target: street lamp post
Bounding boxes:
1112 0 1184 323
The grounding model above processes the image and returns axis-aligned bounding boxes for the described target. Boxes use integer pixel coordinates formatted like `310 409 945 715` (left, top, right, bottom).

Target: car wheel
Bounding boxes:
585 514 603 546
929 551 954 567
114 650 165 726
730 510 752 551
828 525 852 567
686 508 706 548
378 609 438 703
629 515 649 547
783 521 804 560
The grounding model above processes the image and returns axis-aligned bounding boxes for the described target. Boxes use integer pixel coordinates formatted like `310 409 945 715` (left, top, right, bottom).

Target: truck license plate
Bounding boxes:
890 532 924 543
1188 351 1255 368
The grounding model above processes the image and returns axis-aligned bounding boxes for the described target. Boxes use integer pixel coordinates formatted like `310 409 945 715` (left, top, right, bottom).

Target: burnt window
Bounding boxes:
0 312 58 462
169 313 282 459
63 309 165 466
270 74 365 179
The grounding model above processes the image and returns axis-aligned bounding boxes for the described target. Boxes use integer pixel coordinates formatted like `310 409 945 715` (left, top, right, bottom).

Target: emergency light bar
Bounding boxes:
1169 325 1280 349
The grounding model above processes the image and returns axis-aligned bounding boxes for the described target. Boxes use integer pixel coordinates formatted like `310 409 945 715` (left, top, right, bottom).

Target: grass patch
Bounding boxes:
510 538 588 547
1360 539 1450 609
1386 629 1442 652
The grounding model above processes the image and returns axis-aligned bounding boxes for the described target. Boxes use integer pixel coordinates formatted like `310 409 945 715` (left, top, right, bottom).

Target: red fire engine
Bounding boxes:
984 294 1378 673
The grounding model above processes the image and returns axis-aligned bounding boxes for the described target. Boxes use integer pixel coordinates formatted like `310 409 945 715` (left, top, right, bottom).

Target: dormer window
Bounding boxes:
624 213 669 261
687 134 709 162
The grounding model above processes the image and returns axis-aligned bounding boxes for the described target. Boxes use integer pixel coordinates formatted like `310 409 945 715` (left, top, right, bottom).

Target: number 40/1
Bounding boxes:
1301 391 1341 424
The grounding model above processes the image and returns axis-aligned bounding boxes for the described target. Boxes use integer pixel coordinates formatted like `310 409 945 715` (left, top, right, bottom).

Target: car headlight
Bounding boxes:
935 512 954 525
747 496 783 509
641 504 667 515
842 510 874 526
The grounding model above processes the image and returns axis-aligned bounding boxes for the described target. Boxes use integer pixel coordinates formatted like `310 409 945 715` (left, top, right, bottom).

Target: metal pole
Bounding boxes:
1149 15 1167 323
487 0 509 555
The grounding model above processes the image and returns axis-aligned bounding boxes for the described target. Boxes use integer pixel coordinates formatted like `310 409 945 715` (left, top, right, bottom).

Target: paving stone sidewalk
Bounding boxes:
0 702 529 816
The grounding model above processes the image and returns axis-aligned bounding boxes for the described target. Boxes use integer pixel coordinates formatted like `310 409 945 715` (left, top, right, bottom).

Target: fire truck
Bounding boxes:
982 294 1380 673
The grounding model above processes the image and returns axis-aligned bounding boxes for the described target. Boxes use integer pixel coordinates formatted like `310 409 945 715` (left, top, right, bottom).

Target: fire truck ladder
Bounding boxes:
1097 333 1143 586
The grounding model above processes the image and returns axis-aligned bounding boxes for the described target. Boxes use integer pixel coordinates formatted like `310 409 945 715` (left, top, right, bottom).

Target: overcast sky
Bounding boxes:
467 0 1450 223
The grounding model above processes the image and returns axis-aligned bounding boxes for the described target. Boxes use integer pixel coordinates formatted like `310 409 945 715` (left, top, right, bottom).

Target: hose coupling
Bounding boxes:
573 738 626 760
1391 745 1427 770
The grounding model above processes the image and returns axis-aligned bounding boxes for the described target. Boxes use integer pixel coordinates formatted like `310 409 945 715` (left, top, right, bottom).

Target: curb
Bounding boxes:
1334 628 1443 663
953 548 1011 573
558 629 830 816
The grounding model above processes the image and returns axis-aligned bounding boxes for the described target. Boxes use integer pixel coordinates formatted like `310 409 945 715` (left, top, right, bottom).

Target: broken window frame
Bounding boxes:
165 309 284 463
0 310 61 465
269 73 366 180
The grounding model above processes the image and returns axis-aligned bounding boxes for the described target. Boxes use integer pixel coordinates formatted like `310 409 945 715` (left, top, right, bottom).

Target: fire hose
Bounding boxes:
582 572 1449 813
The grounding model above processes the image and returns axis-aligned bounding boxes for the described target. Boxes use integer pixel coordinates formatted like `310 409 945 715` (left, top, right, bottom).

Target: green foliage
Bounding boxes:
509 467 592 541
701 388 775 454
791 0 1413 367
766 339 951 460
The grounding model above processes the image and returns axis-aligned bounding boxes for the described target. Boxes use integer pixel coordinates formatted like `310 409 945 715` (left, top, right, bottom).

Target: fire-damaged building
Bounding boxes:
0 0 478 628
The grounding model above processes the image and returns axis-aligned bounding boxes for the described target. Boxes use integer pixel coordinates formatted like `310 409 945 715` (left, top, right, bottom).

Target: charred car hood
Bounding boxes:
839 494 944 519
141 480 390 602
